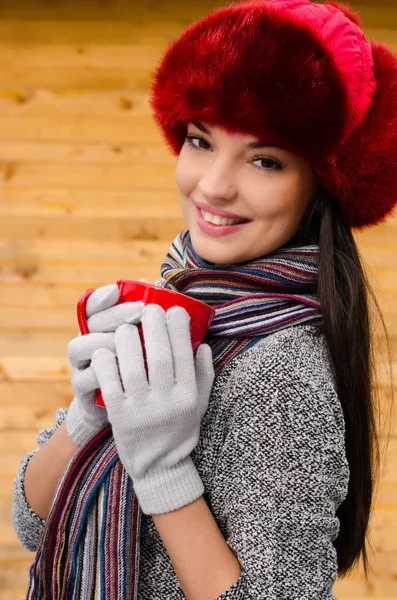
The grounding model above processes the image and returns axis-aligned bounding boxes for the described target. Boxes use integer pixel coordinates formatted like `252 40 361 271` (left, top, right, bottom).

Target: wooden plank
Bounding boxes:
0 44 165 70
0 259 167 284
0 0 218 20
0 431 68 454
0 215 183 241
0 547 43 561
0 114 163 143
359 248 397 270
0 406 70 435
0 161 176 188
361 27 397 46
0 356 71 381
352 5 397 28
0 20 185 45
334 577 397 599
0 141 174 163
1 520 44 549
0 65 155 92
0 307 99 329
0 282 139 308
379 439 397 483
0 330 77 356
0 566 30 600
369 510 397 554
358 0 397 6
0 188 181 216
0 453 37 477
0 239 173 265
0 381 73 405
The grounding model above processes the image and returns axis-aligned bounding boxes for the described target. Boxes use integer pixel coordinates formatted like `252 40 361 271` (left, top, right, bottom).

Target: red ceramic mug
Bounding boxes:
77 279 216 407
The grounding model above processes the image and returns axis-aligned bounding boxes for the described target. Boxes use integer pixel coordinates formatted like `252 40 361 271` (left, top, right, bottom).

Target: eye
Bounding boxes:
184 133 285 172
251 156 285 171
185 133 211 151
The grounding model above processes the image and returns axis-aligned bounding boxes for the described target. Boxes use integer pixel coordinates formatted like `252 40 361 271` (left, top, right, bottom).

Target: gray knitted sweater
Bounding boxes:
12 324 349 599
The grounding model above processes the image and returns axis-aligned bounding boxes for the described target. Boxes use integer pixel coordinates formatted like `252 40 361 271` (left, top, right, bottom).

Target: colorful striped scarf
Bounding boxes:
160 229 323 376
25 228 323 599
26 426 141 600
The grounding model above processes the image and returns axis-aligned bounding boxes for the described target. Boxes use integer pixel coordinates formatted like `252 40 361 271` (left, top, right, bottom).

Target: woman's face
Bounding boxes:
175 121 317 264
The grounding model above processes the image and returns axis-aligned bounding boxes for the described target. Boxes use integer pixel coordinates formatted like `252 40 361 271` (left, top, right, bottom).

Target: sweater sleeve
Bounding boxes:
12 408 68 552
212 339 350 600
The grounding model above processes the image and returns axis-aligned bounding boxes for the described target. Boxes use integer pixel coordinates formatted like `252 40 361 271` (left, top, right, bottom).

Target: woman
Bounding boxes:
12 1 397 598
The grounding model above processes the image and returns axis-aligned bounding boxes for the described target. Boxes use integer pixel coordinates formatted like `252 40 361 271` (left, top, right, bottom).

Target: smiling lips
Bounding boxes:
199 207 247 226
195 205 251 236
194 201 250 223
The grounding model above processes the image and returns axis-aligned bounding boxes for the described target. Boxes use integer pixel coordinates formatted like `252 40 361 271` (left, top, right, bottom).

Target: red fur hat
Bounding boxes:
149 0 397 229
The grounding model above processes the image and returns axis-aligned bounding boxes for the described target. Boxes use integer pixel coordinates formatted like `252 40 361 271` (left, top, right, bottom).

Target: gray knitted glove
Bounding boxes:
90 304 215 515
66 332 115 446
66 283 145 446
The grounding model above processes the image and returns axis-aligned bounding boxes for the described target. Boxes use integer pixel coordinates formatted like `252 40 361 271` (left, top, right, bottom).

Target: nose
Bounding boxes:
197 159 237 201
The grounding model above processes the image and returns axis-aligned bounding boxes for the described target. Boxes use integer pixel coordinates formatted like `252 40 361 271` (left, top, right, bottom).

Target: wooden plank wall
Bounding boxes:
0 1 396 598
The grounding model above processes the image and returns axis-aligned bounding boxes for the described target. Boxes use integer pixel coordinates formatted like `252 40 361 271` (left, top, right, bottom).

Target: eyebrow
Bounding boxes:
191 121 270 150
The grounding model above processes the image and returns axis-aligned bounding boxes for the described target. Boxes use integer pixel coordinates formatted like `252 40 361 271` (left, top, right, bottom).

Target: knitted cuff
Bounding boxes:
133 456 204 515
12 449 47 552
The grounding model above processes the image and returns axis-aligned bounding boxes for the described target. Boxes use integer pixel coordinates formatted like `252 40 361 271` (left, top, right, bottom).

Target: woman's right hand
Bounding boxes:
65 283 146 446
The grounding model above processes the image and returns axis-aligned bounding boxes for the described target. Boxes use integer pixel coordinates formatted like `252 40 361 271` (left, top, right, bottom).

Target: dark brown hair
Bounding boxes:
295 185 395 577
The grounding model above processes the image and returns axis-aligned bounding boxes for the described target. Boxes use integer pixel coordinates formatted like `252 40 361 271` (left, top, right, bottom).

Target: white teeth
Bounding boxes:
200 209 245 226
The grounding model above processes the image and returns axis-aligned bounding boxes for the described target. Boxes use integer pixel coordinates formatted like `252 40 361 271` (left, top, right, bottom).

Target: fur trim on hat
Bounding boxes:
318 41 397 228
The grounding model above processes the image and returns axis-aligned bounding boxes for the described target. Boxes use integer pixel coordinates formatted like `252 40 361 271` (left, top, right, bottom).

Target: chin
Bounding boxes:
189 233 240 265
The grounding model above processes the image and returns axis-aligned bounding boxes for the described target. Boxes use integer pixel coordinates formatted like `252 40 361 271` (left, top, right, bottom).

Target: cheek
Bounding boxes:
175 152 197 196
249 189 289 220
254 175 310 221
174 157 185 193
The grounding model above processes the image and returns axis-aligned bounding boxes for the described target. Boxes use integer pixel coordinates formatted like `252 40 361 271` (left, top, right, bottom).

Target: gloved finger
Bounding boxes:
141 304 174 391
152 277 166 287
71 364 100 397
68 332 116 368
87 300 145 333
85 284 120 319
165 306 195 387
114 323 149 397
194 344 214 419
91 349 124 410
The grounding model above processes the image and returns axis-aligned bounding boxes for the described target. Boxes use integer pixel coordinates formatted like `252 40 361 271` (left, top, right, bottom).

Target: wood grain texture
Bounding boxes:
0 1 396 598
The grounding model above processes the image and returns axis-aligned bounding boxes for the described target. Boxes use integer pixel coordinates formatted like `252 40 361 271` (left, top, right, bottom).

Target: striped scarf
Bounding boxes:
160 229 323 376
26 426 141 600
26 228 322 599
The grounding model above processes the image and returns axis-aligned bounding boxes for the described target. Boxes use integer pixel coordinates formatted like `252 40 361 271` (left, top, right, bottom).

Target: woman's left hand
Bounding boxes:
90 304 215 515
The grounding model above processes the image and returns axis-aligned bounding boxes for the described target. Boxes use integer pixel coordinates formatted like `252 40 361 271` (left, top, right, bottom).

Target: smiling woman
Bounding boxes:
10 1 397 599
176 121 317 264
